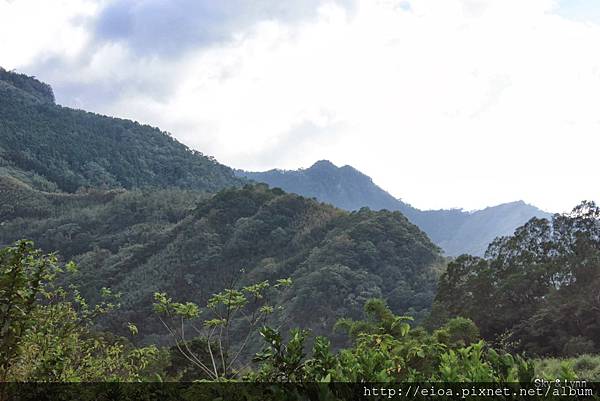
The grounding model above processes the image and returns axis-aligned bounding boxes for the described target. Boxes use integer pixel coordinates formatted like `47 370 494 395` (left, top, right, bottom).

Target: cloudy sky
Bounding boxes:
1 0 599 212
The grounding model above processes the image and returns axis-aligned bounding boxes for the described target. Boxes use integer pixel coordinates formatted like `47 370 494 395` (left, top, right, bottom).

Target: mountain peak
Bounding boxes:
481 200 542 212
503 200 526 206
235 161 550 257
0 67 55 103
309 160 337 170
308 160 366 178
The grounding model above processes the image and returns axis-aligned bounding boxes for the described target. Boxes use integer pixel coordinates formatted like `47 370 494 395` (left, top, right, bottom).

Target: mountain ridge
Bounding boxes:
0 69 444 345
0 178 444 345
237 161 552 256
0 68 243 194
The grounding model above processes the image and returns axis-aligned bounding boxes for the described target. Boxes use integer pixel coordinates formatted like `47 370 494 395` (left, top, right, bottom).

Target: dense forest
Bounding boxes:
431 201 600 357
1 239 539 388
239 161 551 256
0 178 443 347
1 70 599 395
0 67 242 193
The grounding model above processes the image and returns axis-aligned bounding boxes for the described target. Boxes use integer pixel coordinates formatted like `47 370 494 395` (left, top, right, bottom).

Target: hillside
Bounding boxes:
417 201 551 256
0 70 445 348
238 161 551 256
240 160 412 212
0 179 443 345
0 68 243 193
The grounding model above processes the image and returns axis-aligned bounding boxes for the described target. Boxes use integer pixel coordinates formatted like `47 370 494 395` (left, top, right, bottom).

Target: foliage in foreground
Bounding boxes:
0 240 162 382
153 276 292 380
250 299 535 383
1 240 592 387
535 354 600 381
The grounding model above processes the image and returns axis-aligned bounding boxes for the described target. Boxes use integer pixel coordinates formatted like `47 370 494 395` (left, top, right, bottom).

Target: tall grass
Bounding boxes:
535 354 600 380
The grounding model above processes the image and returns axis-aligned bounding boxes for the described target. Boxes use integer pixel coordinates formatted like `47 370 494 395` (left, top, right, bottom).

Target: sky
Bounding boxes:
1 0 600 213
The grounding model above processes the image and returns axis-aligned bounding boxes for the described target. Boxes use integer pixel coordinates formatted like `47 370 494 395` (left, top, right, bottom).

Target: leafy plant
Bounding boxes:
0 240 161 384
252 298 533 383
153 276 292 380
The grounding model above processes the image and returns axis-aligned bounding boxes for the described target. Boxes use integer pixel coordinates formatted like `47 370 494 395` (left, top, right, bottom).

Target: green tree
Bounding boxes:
432 201 600 356
252 298 534 383
153 277 292 380
0 240 160 383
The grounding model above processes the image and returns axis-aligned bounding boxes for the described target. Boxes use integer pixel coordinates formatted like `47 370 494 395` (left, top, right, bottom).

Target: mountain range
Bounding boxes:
237 161 551 256
0 69 443 345
0 66 548 258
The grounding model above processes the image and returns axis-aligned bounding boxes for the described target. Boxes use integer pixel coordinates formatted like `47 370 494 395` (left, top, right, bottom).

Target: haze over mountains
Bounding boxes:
0 69 443 344
0 66 550 260
238 161 551 256
2 68 595 364
3 1 600 383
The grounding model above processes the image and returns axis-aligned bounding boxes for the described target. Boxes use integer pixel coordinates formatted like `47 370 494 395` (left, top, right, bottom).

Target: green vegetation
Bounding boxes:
0 68 242 193
250 299 534 383
2 69 599 389
238 160 550 256
535 354 600 381
431 201 600 357
0 240 161 383
238 160 407 213
0 67 54 103
0 241 537 387
0 181 443 346
153 277 292 380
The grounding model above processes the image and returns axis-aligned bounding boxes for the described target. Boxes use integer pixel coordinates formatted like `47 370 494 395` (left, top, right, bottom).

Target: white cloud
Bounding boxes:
2 0 600 212
0 0 97 68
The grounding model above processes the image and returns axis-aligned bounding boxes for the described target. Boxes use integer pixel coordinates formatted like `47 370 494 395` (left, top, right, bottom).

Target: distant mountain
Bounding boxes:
0 70 444 345
239 160 412 212
411 201 552 256
237 161 552 256
0 67 243 193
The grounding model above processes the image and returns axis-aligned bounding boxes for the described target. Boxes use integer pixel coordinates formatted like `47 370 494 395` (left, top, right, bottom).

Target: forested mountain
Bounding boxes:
0 179 443 346
413 201 552 256
0 70 445 350
0 68 243 193
240 160 409 212
1 70 597 387
238 161 551 256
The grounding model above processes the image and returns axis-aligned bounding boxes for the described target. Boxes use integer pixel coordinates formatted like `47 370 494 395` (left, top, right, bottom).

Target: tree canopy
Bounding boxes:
0 182 444 347
0 69 242 194
431 201 600 357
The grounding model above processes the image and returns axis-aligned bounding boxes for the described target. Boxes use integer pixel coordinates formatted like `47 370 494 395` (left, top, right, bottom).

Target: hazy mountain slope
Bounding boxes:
237 161 552 256
239 160 413 213
0 68 243 193
0 180 443 345
430 201 551 256
0 70 443 345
